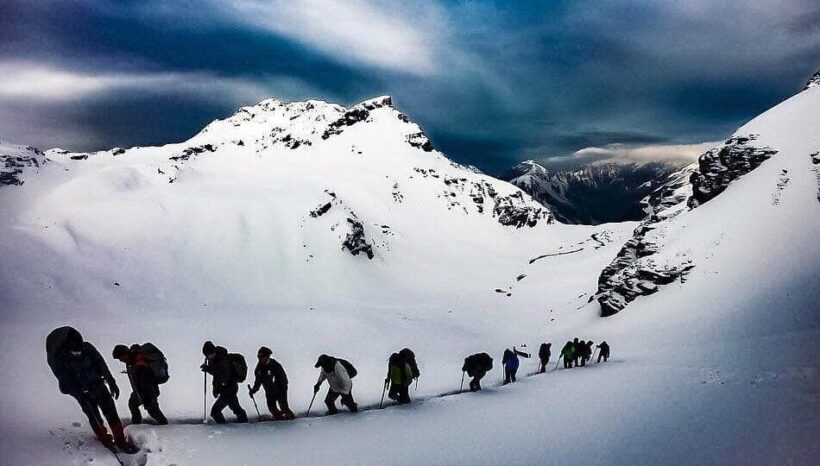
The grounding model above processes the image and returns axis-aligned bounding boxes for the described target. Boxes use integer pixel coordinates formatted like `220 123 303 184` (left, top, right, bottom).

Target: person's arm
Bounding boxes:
272 360 288 386
89 345 120 398
514 348 530 358
250 366 262 393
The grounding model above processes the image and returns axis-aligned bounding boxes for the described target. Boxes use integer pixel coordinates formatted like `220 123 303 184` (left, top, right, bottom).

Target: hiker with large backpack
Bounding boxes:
200 341 248 424
572 338 582 367
582 340 594 366
46 327 138 453
537 343 552 373
313 354 358 414
248 346 294 420
501 347 530 384
462 353 493 391
112 343 168 425
597 341 610 363
560 341 575 369
385 352 413 404
399 348 420 383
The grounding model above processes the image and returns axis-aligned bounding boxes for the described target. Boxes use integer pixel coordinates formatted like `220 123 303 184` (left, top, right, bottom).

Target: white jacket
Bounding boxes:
317 361 352 394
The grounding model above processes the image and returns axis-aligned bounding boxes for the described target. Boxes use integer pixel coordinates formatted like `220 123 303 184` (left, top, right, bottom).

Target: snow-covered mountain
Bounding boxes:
1 75 819 466
501 160 682 224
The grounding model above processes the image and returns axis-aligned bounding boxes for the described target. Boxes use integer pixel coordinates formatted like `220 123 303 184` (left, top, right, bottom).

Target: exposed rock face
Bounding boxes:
596 136 779 316
1 144 45 186
688 136 777 208
342 218 374 259
169 144 216 162
493 191 550 228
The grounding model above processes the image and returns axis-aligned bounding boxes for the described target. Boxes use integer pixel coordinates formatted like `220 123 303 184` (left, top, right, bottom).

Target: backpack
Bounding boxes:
229 353 248 382
338 358 357 379
138 342 169 384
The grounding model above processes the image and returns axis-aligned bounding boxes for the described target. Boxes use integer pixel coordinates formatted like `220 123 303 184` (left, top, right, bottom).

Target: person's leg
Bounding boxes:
580 356 586 367
388 383 400 401
276 388 295 419
398 384 410 404
225 392 248 423
128 392 143 424
510 368 517 383
77 396 112 445
340 392 358 412
97 394 131 449
143 396 168 425
265 392 281 418
210 392 229 424
324 390 340 414
503 368 511 385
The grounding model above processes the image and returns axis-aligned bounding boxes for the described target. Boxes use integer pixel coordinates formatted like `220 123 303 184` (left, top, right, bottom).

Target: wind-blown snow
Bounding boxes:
1 87 819 465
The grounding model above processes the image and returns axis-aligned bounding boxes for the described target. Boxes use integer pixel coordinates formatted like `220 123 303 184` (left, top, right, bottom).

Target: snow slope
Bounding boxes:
1 84 819 465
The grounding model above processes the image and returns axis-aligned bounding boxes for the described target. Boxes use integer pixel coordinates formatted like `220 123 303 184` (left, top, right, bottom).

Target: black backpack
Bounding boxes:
137 342 169 384
338 358 357 379
229 353 248 382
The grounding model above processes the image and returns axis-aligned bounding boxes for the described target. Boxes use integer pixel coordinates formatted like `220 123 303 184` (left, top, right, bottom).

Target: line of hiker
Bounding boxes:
46 326 609 452
560 338 610 368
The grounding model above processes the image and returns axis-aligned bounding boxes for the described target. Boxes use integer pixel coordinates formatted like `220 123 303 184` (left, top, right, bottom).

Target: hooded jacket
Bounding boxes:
51 342 116 399
202 346 237 394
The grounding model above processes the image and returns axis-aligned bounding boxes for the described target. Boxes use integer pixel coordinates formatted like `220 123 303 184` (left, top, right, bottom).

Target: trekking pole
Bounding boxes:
591 348 599 364
247 384 261 420
554 355 562 371
415 377 419 391
379 380 388 409
459 371 465 392
202 358 208 425
306 391 318 417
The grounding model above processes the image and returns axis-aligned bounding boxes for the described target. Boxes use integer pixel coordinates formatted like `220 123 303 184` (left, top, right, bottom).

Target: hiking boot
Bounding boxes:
116 439 139 454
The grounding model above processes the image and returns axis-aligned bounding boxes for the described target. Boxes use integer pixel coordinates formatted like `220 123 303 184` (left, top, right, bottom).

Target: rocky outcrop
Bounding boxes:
342 218 374 259
322 96 393 140
688 136 777 208
169 144 216 162
804 69 820 90
1 145 45 186
597 136 778 316
493 191 550 228
406 132 434 152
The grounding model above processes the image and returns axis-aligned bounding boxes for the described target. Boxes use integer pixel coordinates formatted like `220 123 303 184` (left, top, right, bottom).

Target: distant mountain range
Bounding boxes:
500 160 685 224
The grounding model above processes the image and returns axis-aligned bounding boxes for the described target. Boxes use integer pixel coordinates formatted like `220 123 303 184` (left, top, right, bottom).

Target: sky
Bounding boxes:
0 0 818 174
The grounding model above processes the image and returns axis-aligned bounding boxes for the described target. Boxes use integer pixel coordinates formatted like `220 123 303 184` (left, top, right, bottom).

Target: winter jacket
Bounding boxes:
317 360 352 394
597 342 610 356
251 358 288 394
202 346 237 395
560 343 575 359
502 348 529 371
51 342 116 399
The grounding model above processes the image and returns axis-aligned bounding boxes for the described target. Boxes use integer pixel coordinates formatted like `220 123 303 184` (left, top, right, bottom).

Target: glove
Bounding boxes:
313 383 320 393
200 364 208 372
110 382 120 400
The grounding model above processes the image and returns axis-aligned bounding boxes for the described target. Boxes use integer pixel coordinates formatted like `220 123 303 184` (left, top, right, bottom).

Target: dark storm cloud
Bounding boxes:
0 0 818 173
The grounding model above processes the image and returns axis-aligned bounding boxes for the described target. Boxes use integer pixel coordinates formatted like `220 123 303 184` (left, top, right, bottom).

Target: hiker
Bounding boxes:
584 341 594 365
502 347 530 384
597 341 610 363
560 341 575 369
46 327 138 453
386 352 413 404
200 341 248 424
462 353 493 391
572 338 581 367
578 340 588 367
248 346 294 420
537 343 551 373
313 354 358 414
112 344 168 425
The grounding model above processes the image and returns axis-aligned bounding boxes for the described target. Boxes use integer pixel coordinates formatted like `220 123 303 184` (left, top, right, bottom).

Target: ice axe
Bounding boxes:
247 384 262 420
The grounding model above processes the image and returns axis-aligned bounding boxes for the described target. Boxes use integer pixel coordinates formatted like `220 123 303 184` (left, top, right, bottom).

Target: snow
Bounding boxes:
1 87 819 465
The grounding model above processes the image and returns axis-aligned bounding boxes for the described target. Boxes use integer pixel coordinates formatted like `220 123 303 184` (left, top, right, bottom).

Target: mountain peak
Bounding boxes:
804 69 820 90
